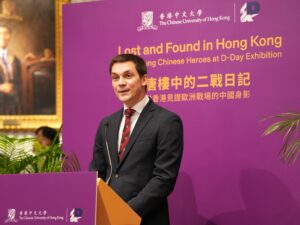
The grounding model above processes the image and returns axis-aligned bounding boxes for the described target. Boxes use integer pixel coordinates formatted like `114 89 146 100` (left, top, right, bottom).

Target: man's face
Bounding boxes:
111 61 148 108
0 26 11 49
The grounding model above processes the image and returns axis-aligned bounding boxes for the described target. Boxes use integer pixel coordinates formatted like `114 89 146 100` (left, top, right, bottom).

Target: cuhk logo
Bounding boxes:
240 2 260 22
70 208 83 223
137 11 158 31
5 209 17 223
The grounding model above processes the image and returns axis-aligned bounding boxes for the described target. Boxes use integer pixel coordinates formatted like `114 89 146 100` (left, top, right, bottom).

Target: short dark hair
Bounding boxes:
109 54 147 77
35 126 59 144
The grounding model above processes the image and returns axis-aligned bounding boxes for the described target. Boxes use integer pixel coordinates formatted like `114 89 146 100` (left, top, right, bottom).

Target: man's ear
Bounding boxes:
142 74 148 87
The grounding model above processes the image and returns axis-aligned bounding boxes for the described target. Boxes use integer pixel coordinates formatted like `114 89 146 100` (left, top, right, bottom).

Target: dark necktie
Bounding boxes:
119 108 135 160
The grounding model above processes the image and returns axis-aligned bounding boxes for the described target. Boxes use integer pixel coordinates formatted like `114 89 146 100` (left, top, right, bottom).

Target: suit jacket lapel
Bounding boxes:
117 100 156 169
107 109 123 168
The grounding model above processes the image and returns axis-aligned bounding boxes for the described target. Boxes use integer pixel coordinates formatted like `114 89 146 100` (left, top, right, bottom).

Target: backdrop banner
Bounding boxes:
63 1 300 224
0 172 97 224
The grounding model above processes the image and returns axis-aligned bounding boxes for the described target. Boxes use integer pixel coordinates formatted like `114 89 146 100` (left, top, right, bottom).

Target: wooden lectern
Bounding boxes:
96 179 141 225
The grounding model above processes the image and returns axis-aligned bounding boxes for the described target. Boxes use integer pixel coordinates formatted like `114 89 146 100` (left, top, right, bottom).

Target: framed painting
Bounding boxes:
0 0 69 131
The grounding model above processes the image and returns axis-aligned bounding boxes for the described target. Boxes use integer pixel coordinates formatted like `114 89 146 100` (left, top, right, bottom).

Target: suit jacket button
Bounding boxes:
115 174 119 179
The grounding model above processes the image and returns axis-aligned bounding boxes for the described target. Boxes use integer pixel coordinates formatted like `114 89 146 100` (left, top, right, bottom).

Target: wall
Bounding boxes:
63 1 300 224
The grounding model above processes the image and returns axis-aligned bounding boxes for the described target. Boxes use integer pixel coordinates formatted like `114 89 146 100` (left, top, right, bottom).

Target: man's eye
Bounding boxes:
126 74 132 78
112 76 119 81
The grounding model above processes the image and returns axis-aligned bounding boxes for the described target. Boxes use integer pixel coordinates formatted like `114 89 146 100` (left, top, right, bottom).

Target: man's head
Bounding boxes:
0 23 11 49
109 54 148 108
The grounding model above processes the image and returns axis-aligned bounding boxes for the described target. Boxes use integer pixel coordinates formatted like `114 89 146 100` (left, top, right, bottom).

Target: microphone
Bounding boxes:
104 121 113 184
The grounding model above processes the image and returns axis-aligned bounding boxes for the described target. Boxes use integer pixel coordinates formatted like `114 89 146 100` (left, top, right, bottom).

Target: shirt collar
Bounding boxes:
124 95 149 115
0 49 7 57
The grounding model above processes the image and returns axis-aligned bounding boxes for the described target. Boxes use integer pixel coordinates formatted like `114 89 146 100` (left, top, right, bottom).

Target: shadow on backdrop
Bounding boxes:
207 169 300 225
169 171 216 225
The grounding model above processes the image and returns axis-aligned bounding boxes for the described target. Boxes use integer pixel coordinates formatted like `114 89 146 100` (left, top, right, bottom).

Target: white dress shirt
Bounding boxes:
118 95 150 152
0 48 8 59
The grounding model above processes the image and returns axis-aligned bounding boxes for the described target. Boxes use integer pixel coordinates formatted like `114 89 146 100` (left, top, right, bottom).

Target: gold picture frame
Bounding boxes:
0 0 69 131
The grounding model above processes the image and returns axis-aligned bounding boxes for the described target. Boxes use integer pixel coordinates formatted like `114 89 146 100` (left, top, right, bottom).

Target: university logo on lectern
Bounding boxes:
70 208 83 223
5 209 17 223
137 11 158 31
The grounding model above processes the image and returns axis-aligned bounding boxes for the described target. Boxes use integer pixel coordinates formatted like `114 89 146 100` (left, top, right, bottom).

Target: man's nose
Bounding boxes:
118 77 126 86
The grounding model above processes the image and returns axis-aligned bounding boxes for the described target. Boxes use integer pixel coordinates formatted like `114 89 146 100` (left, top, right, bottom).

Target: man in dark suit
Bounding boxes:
0 23 21 114
89 54 183 225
